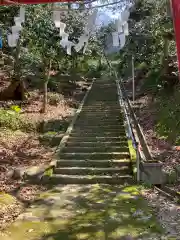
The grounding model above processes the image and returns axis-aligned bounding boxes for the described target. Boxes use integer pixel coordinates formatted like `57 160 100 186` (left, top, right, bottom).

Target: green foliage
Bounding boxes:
86 64 102 78
165 170 177 184
10 105 21 113
155 88 180 144
48 93 64 106
141 68 162 94
0 109 22 131
116 0 176 83
0 109 35 132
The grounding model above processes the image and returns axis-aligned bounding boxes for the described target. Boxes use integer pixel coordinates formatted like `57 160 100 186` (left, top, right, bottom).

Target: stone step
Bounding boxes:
49 174 132 184
67 136 128 142
65 141 128 147
70 132 127 137
59 152 130 160
56 159 130 168
73 126 125 130
82 106 120 108
74 121 124 125
76 119 123 123
77 116 122 119
79 113 122 116
71 129 126 134
78 117 122 120
54 166 130 175
62 146 129 153
81 109 121 112
74 124 125 131
76 118 123 121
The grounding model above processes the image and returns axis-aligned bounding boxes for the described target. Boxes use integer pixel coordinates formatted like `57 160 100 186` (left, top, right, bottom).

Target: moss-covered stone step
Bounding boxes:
74 121 125 126
76 116 123 120
59 152 130 160
54 166 130 175
79 113 123 117
72 129 126 133
61 146 130 153
71 131 126 137
65 141 128 148
56 159 131 168
75 118 124 122
81 110 121 113
74 124 125 128
70 133 126 138
67 136 128 142
73 127 125 131
81 108 121 110
49 174 133 184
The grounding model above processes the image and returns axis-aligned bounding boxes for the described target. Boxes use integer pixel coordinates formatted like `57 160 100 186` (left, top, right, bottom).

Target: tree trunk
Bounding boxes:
41 80 48 113
41 59 52 113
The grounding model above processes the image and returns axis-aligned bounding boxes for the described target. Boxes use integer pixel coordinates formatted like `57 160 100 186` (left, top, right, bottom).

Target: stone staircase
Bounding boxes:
52 79 133 184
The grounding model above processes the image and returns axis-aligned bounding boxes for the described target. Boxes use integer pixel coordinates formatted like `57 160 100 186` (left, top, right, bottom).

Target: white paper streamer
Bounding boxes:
8 7 25 47
54 8 98 55
112 32 119 47
61 32 68 41
75 10 97 54
13 33 19 40
123 22 129 36
8 34 18 47
60 39 68 48
12 25 22 34
74 43 83 52
14 17 22 27
19 7 25 23
66 42 75 55
119 33 125 48
121 9 130 23
53 11 61 22
59 22 66 36
115 19 123 33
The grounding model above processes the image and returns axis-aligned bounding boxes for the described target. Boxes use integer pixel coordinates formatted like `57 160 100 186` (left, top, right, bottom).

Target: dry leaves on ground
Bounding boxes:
0 80 89 229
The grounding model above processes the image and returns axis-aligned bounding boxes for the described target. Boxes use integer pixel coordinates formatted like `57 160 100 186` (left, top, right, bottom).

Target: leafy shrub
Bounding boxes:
86 65 101 78
10 105 21 113
141 68 162 94
48 93 63 106
155 88 180 144
0 109 35 132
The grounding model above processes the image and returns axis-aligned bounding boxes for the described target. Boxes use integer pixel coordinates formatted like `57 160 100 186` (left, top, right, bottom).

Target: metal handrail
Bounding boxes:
116 79 140 181
105 58 153 181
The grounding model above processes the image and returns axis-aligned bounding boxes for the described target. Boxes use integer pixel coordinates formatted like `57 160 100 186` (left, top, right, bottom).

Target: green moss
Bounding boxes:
44 168 53 177
0 193 16 206
2 184 164 240
128 140 136 162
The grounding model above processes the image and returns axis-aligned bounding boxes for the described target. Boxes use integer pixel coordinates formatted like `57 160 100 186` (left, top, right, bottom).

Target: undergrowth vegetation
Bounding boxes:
0 107 35 132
